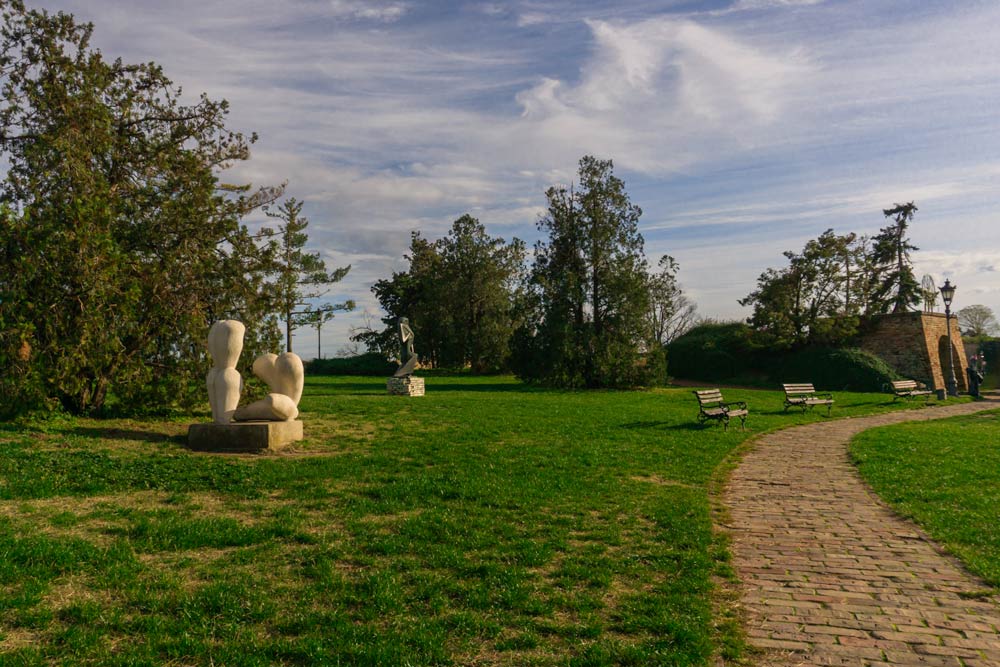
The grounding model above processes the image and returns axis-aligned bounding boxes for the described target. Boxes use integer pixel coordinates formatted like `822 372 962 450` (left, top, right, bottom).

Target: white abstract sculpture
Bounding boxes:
233 351 304 422
206 320 245 424
252 353 304 404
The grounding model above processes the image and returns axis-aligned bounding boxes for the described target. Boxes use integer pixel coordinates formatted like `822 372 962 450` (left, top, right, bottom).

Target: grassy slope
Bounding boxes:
0 376 946 666
850 408 1000 589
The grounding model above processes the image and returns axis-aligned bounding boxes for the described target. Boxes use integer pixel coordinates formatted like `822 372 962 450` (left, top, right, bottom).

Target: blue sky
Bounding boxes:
36 0 1000 358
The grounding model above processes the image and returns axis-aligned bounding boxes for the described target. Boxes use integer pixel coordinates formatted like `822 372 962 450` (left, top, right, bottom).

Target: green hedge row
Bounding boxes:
776 347 898 392
667 322 898 392
305 353 396 376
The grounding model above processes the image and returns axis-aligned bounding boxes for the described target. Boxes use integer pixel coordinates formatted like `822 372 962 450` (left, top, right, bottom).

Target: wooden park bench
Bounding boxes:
889 379 934 401
693 389 748 431
782 383 834 415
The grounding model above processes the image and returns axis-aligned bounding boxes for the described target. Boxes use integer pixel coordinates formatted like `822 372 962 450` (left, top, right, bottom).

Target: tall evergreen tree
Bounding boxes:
436 215 526 372
259 198 352 353
357 232 447 366
871 202 921 314
515 156 663 387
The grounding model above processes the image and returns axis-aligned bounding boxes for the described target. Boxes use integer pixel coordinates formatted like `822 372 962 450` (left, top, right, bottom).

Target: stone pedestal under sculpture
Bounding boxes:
188 420 303 453
387 376 425 396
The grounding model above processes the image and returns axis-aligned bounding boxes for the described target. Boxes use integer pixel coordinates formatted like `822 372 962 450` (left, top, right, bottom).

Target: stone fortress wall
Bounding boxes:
858 312 968 392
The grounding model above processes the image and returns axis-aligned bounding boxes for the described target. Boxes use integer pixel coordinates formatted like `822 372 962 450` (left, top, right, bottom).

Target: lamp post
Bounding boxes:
940 279 958 396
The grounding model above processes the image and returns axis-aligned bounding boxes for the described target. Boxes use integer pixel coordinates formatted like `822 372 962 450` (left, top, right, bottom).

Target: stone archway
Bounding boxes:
938 335 968 392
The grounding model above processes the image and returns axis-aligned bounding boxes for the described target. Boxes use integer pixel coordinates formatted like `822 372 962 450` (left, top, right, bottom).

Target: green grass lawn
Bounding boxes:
0 376 958 666
851 408 1000 590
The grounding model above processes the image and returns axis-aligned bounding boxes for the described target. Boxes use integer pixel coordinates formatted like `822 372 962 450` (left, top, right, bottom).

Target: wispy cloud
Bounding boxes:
26 0 1000 352
512 17 810 172
328 0 409 22
517 12 552 27
726 0 825 12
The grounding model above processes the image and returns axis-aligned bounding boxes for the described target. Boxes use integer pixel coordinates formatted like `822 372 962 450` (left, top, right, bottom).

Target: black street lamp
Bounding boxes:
940 279 958 396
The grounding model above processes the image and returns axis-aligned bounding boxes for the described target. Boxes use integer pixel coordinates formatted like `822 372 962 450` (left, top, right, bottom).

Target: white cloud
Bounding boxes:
511 17 810 173
328 0 409 22
478 4 507 16
517 12 551 27
727 0 825 11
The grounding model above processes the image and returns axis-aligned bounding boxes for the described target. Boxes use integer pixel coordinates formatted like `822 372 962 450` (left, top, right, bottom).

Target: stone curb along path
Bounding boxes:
723 399 1000 667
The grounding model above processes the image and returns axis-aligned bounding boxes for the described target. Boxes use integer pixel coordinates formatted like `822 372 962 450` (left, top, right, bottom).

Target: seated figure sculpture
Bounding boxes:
205 319 304 423
234 352 304 421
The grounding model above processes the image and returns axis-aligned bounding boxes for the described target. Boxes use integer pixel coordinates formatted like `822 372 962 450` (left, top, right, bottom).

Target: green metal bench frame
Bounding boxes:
782 383 834 415
889 379 933 401
693 389 748 432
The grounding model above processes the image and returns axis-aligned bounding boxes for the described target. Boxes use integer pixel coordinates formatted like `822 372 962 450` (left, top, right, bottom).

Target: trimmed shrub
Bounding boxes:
306 353 396 376
777 347 897 392
668 323 897 391
667 322 756 381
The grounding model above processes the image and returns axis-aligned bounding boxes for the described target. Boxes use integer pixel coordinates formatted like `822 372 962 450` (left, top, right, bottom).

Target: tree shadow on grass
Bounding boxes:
845 400 903 408
66 427 186 445
305 383 385 395
667 422 735 432
620 420 672 429
621 420 717 432
304 382 540 395
421 383 539 393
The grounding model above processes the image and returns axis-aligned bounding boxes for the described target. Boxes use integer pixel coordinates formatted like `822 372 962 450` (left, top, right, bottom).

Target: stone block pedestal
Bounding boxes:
387 376 425 396
187 420 303 453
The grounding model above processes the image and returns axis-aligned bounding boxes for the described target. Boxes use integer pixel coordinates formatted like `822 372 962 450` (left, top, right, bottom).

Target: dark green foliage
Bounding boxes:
668 324 896 391
740 230 859 349
515 156 665 388
0 0 281 416
776 347 897 392
666 322 756 382
305 352 396 376
740 205 923 351
356 214 526 372
436 215 527 372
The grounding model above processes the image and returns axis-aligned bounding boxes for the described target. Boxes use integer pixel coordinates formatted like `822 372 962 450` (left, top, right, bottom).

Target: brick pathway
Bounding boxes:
724 399 1000 666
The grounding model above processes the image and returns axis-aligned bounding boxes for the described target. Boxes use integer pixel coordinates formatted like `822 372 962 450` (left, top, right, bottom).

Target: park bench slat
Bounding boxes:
693 389 748 431
889 379 934 401
782 382 834 415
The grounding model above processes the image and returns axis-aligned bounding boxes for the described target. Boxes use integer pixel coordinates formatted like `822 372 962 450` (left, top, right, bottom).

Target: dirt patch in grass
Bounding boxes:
453 642 553 667
0 490 338 549
358 509 424 525
0 627 42 652
630 474 698 489
3 490 279 522
30 419 190 455
295 418 377 452
43 574 116 610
